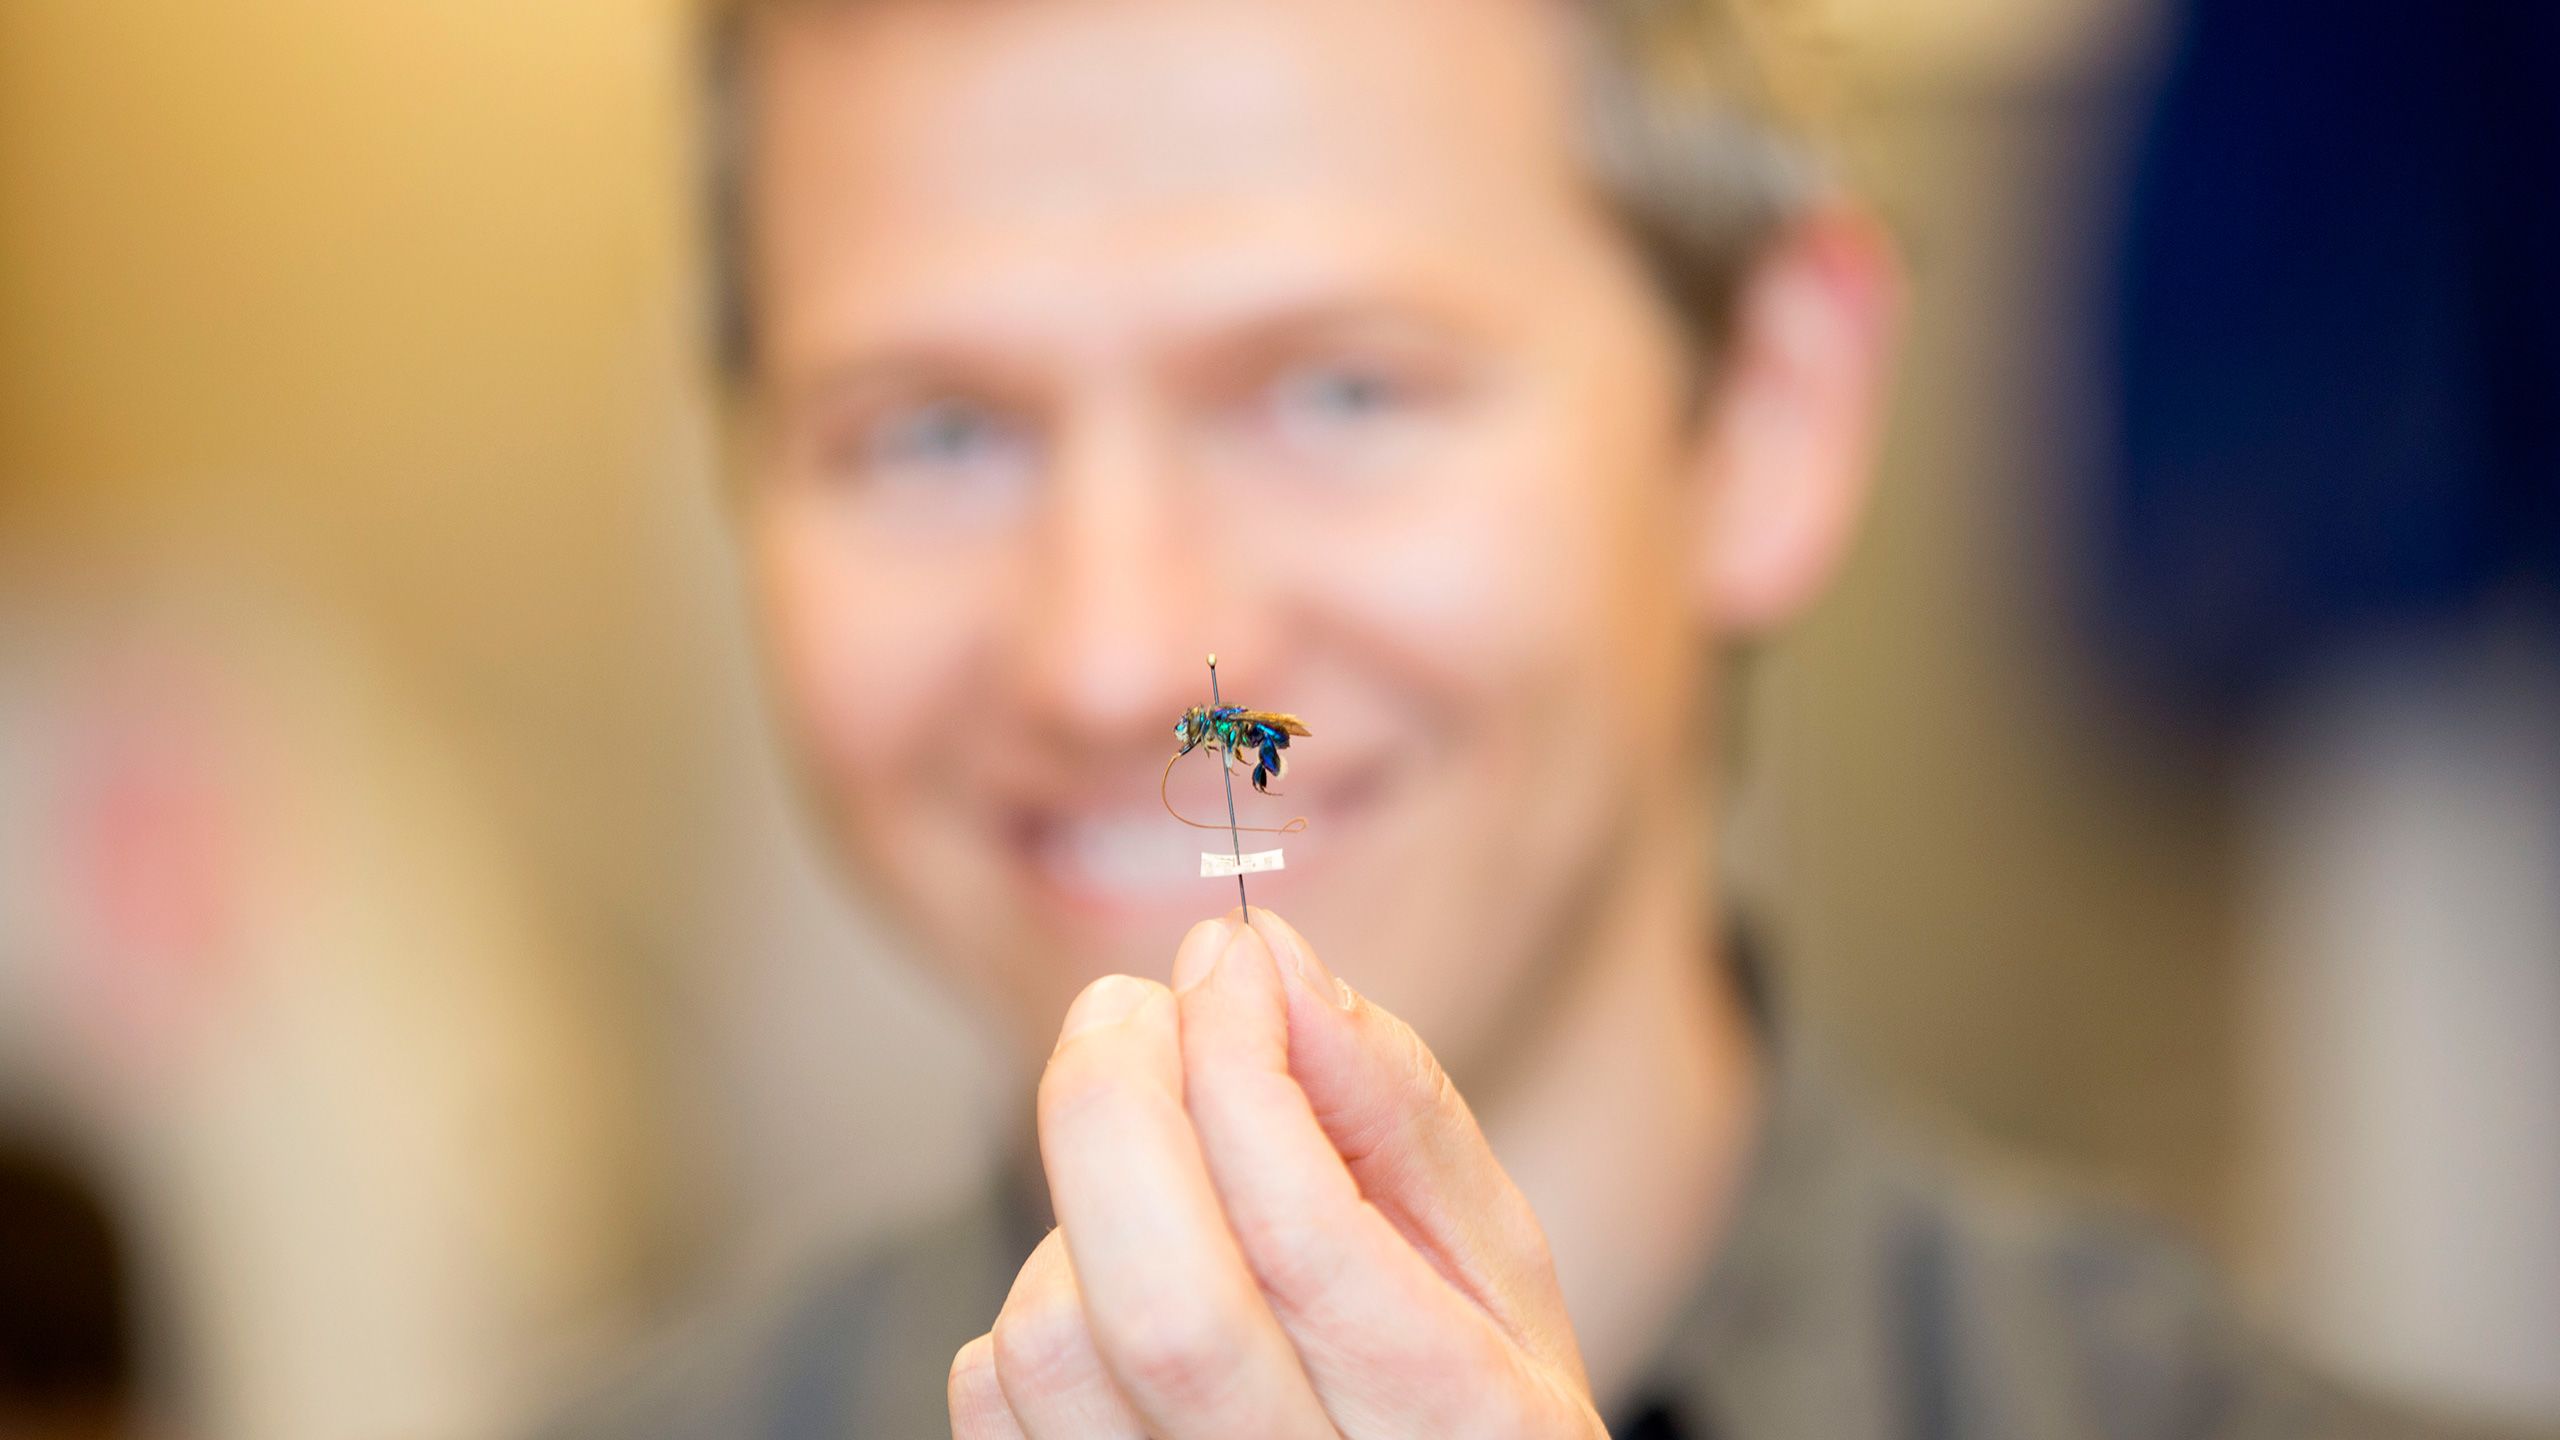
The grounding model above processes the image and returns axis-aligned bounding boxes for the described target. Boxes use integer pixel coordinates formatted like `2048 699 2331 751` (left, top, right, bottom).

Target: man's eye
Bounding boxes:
1270 365 1408 429
807 396 1040 511
871 400 1013 469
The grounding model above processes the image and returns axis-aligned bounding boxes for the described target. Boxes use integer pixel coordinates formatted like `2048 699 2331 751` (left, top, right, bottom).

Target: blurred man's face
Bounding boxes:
743 0 1720 1070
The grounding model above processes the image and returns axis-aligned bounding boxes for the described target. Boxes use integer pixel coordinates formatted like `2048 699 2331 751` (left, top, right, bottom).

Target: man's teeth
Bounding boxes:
1042 814 1209 896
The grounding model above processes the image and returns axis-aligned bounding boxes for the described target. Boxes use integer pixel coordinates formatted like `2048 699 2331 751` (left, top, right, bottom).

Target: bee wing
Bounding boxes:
1233 709 1311 737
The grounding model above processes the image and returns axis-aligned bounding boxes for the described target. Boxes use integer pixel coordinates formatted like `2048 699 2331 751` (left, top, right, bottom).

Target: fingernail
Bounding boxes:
1170 918 1235 994
1219 921 1272 981
1059 974 1154 1044
1255 912 1355 1012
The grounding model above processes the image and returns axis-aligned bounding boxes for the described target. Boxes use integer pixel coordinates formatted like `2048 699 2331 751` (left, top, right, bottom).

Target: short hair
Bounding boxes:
701 0 1823 378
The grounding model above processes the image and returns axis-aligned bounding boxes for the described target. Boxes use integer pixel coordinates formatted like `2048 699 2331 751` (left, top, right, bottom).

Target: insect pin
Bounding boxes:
1161 655 1308 921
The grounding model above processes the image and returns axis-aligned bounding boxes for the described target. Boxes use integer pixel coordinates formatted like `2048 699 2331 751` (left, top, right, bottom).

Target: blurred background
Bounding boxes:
1 0 2552 1436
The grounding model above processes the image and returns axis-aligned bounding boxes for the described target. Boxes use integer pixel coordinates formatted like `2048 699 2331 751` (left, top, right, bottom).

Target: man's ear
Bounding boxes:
1683 203 1900 637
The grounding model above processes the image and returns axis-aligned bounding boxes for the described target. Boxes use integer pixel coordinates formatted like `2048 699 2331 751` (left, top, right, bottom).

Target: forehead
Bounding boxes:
741 0 1610 371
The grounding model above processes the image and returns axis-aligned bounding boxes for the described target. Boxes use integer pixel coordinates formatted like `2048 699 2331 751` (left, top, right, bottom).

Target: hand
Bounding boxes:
948 911 1604 1438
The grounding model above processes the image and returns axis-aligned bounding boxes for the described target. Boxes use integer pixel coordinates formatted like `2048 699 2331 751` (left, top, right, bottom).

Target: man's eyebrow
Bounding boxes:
1141 302 1483 399
764 346 1049 425
1148 261 1500 350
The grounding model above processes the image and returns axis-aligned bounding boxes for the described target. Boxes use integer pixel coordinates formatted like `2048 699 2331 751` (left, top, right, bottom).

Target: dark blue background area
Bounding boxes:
2091 0 2560 717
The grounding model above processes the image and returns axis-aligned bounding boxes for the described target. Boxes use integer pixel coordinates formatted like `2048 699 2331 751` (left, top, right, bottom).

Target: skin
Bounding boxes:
736 0 1895 1426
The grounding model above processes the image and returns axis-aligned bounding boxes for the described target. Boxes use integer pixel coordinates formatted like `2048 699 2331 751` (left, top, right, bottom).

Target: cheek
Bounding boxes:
1270 388 1690 729
749 496 989 793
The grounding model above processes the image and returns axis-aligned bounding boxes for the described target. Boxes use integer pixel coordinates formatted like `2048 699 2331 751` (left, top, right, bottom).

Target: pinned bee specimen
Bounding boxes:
1162 655 1308 919
1174 705 1310 795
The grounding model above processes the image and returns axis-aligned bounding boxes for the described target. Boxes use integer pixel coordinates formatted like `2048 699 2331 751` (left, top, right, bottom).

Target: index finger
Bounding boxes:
1174 916 1590 1431
1036 959 1333 1439
1247 910 1584 1377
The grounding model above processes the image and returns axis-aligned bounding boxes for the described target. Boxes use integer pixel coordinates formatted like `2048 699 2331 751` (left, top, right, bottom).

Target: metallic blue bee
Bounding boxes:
1174 704 1311 795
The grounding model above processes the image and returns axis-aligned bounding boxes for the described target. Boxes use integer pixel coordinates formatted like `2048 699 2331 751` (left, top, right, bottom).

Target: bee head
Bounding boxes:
1173 707 1210 755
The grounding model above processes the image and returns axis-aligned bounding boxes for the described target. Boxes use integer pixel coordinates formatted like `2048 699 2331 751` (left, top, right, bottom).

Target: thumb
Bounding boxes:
1242 909 1584 1378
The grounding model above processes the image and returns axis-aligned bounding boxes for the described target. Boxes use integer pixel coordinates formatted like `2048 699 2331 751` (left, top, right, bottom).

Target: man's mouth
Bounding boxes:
1018 808 1217 905
1003 760 1387 915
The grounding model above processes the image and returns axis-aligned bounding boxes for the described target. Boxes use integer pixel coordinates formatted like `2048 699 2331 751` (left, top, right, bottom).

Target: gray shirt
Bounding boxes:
546 1032 2535 1439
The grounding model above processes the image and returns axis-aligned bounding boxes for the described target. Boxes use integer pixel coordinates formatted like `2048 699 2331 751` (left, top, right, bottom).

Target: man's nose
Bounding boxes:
1010 402 1238 750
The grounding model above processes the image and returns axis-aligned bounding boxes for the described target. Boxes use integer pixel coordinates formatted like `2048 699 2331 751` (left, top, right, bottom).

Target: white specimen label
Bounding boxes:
1201 849 1285 877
